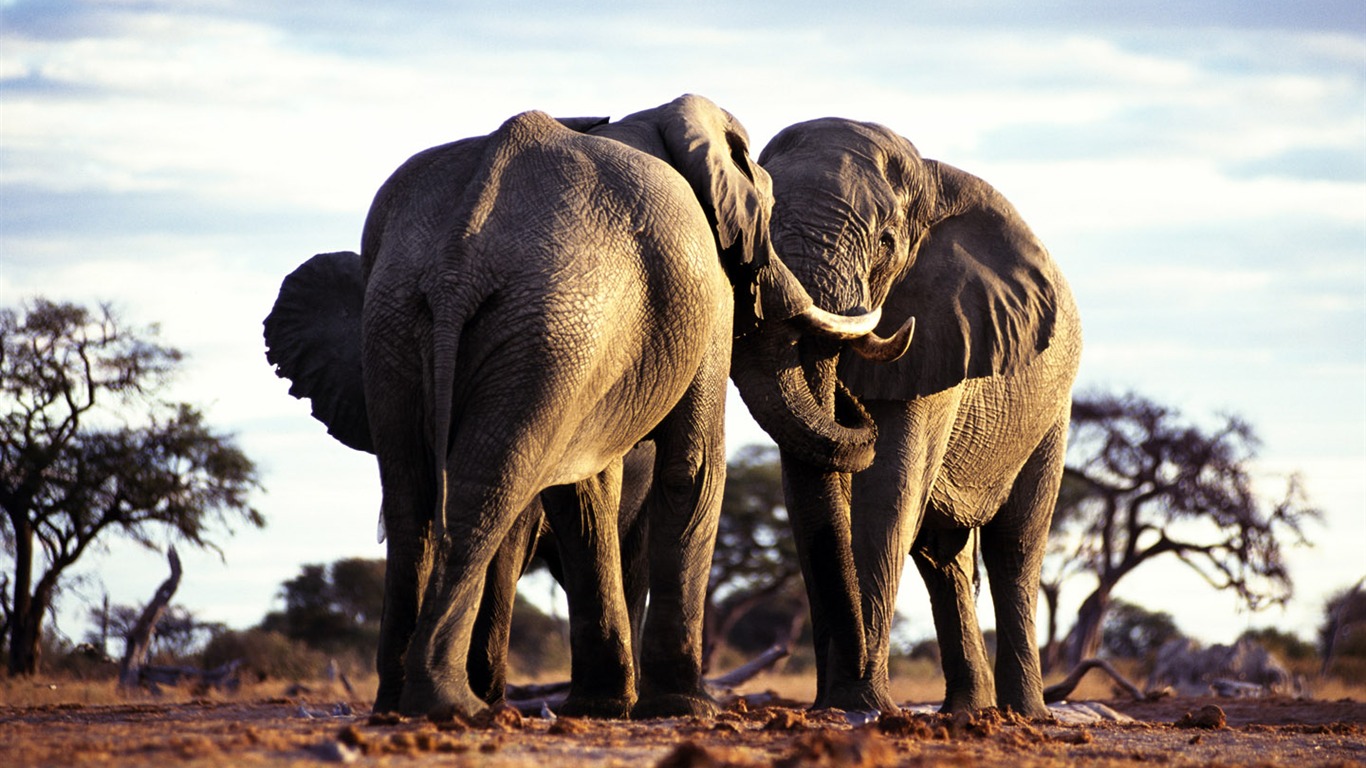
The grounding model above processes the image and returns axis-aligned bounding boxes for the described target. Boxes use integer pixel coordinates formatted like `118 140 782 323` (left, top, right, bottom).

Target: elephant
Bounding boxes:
264 96 893 720
267 246 657 706
729 117 1082 717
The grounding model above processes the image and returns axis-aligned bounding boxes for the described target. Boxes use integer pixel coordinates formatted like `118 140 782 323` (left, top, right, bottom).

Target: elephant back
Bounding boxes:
264 250 374 453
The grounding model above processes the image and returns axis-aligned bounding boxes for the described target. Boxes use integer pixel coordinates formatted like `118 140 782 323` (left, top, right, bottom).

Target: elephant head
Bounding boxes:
731 118 1058 471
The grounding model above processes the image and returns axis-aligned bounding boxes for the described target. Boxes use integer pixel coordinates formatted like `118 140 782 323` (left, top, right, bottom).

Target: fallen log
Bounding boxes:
1043 657 1145 703
706 643 790 691
138 659 243 694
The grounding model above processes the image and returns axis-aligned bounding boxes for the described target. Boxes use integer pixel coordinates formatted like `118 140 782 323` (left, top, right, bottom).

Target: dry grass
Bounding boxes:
5 662 1362 713
0 672 380 709
1305 676 1366 701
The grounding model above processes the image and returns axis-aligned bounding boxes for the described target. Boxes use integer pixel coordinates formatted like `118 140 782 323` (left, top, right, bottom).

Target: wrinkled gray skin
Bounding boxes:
265 96 874 720
266 239 658 709
730 118 1082 717
266 252 660 715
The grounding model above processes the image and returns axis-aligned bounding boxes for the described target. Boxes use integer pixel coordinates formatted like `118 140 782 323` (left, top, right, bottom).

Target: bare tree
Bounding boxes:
1 299 263 674
1050 390 1318 667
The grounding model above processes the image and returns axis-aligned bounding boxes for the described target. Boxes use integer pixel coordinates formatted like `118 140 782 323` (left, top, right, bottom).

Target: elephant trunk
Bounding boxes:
730 320 877 474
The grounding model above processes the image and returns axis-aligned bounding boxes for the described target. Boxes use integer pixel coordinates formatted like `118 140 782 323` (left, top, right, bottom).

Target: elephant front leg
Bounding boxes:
541 463 636 719
979 418 1068 718
781 455 881 712
911 524 996 712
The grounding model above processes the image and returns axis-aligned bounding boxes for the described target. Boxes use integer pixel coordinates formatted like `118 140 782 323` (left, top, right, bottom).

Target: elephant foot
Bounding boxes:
399 677 486 720
372 669 408 714
632 691 719 720
940 690 996 714
997 694 1050 720
819 681 899 715
372 689 402 715
556 694 636 720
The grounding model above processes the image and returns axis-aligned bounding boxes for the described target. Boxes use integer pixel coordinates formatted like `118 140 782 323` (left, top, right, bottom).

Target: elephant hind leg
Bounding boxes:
400 475 531 719
911 521 995 713
631 342 729 720
467 501 544 706
980 415 1068 718
373 429 435 714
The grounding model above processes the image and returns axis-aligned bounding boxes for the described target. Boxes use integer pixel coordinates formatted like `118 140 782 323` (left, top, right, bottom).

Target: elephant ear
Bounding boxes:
652 94 785 327
838 163 1061 399
554 115 609 132
263 250 374 453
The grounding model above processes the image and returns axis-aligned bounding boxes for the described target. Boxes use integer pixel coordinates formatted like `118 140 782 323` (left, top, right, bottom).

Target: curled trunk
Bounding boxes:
730 324 876 474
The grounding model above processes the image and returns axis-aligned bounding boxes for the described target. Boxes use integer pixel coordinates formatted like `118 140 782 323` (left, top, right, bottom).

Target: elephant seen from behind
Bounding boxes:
268 243 659 706
730 117 1082 717
264 96 892 720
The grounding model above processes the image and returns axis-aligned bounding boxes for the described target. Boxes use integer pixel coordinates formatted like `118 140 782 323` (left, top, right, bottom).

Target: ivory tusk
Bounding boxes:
794 304 883 340
849 316 916 363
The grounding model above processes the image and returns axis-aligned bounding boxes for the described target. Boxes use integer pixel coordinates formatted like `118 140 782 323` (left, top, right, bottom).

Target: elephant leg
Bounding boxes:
980 416 1067 718
631 352 728 720
399 474 529 719
782 458 865 710
374 496 426 713
911 523 995 712
541 462 636 719
843 396 959 713
467 500 543 706
371 379 434 714
618 482 651 677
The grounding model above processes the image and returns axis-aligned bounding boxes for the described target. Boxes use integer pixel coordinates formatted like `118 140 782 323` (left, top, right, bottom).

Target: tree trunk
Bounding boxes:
1039 582 1062 673
1063 587 1112 668
119 547 182 690
7 515 39 676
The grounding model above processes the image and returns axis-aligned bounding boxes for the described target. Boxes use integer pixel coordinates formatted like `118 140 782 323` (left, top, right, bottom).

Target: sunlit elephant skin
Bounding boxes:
265 96 875 720
265 245 656 711
731 118 1082 717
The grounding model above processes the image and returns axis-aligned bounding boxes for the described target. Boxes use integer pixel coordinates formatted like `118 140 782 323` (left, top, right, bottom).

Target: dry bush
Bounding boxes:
201 629 327 682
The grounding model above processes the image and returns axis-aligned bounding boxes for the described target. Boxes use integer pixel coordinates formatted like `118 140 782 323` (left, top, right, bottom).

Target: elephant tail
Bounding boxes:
427 288 464 541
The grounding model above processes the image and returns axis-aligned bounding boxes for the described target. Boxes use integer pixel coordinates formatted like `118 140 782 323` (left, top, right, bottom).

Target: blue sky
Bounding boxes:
2 1 1363 654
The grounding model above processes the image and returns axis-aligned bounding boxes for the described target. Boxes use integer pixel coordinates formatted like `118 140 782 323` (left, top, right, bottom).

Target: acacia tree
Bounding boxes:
1050 390 1318 667
1 299 263 675
259 558 385 654
703 443 804 669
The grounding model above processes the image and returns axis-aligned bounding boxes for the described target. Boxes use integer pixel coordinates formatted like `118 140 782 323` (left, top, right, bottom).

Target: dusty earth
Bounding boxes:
2 688 1363 767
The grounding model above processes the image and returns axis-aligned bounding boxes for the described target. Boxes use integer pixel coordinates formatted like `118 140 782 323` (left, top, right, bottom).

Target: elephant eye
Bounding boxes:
878 230 897 254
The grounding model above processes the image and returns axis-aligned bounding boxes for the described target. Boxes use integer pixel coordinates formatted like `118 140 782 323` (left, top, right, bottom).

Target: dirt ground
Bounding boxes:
2 682 1363 768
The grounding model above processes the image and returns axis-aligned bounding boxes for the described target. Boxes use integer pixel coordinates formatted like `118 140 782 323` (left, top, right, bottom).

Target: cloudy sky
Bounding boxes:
3 1 1363 656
